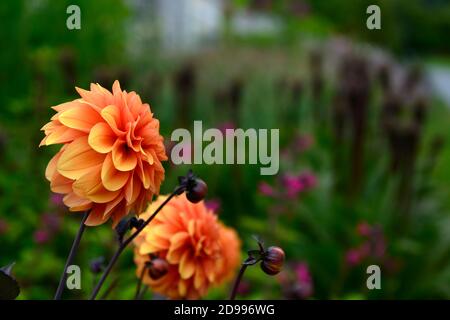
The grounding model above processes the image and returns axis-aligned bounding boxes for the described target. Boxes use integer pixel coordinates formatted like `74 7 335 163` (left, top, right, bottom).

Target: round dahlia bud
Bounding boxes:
186 178 208 203
261 246 285 276
147 258 169 280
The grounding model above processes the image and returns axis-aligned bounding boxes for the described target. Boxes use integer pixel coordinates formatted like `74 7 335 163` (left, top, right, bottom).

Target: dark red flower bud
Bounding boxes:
261 246 285 276
147 258 169 280
186 178 208 203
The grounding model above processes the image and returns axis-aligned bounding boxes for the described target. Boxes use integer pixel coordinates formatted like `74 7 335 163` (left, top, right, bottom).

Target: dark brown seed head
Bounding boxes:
147 258 169 280
261 246 285 276
186 178 208 203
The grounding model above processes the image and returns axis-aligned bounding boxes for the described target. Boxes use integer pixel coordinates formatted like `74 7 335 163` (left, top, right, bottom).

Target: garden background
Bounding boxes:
1 0 450 299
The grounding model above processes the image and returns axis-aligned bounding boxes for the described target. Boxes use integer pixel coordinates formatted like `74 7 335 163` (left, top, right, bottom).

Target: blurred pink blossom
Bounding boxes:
218 121 236 135
345 249 363 266
34 229 50 244
258 181 275 197
294 263 314 298
282 174 305 198
41 213 62 232
298 171 317 189
294 134 314 153
0 218 9 235
205 199 221 213
356 221 372 237
50 193 64 207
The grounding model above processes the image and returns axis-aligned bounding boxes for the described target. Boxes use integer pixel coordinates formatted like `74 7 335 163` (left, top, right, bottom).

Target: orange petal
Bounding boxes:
112 140 137 171
88 122 117 153
76 86 108 110
42 124 85 146
45 151 62 181
136 158 151 189
124 172 141 204
50 172 73 194
72 165 121 203
63 192 92 211
101 153 129 191
169 232 190 251
101 105 125 136
194 267 206 290
58 105 103 133
84 204 108 226
57 137 105 180
179 251 195 279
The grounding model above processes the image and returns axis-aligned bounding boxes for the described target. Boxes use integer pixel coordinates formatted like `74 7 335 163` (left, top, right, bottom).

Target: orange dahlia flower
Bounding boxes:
133 194 241 299
40 81 167 226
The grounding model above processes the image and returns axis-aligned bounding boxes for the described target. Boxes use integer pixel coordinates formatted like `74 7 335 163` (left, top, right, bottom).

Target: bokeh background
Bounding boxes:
1 0 450 299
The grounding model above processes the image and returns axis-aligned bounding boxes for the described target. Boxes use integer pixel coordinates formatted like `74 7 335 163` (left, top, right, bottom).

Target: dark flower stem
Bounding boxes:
54 210 90 300
89 187 183 300
134 265 147 300
229 264 248 300
99 277 119 300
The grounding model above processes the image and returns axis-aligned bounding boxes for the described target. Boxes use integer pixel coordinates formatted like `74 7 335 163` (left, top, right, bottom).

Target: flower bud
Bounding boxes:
186 178 208 203
261 246 285 276
89 257 105 274
147 258 169 280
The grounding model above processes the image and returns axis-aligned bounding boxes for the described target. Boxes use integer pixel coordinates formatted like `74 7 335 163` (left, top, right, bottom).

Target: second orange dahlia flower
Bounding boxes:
40 81 167 226
133 194 241 299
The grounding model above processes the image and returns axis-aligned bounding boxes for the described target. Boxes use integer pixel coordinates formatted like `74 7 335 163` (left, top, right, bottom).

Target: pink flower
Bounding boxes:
236 280 250 296
282 174 305 198
294 134 314 153
356 222 371 237
0 219 9 235
205 199 221 213
34 230 50 244
345 249 362 266
298 171 317 189
41 213 62 232
258 181 275 197
294 263 314 298
50 193 64 207
218 121 235 135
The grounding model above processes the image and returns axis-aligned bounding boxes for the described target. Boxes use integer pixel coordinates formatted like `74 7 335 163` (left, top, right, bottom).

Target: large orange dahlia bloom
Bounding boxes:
133 194 241 299
40 81 167 226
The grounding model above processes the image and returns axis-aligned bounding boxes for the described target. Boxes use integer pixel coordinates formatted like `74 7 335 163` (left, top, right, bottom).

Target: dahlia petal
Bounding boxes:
85 204 108 226
57 137 105 180
76 86 108 109
166 247 184 264
112 140 138 171
43 125 85 146
179 251 195 279
63 192 92 211
72 165 121 203
101 105 125 136
194 267 206 290
202 259 216 282
101 153 129 191
139 242 159 255
136 158 151 189
178 279 188 297
103 195 125 218
45 151 62 181
58 105 103 133
50 172 73 194
110 202 128 227
88 122 116 153
112 80 121 95
169 232 190 251
145 232 170 249
125 172 141 204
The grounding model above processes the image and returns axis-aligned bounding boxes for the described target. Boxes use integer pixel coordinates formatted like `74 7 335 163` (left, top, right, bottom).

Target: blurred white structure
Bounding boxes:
128 0 224 53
